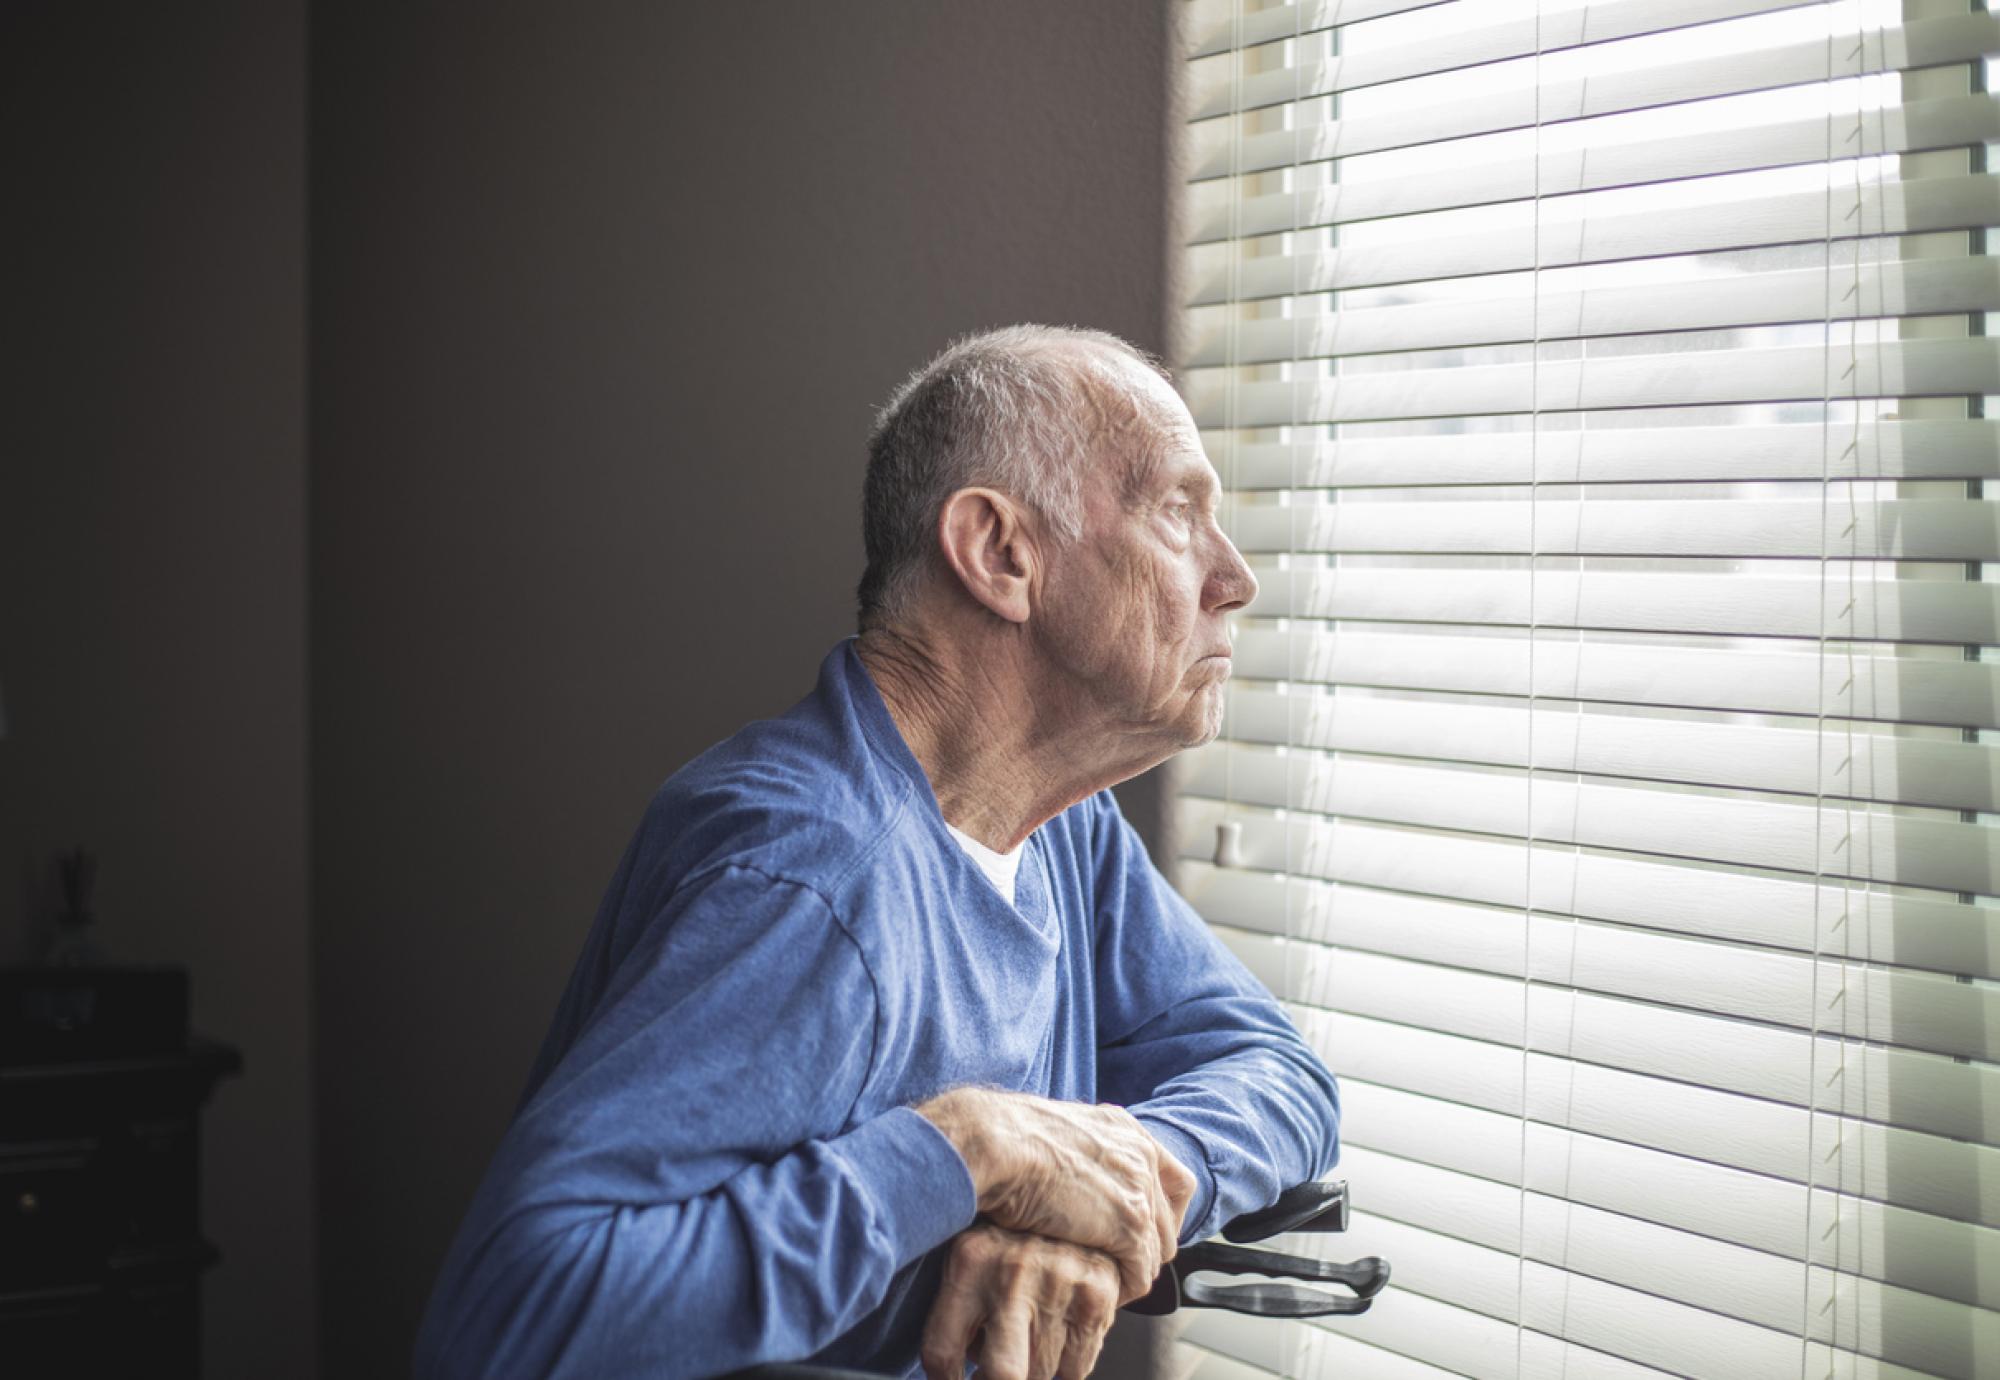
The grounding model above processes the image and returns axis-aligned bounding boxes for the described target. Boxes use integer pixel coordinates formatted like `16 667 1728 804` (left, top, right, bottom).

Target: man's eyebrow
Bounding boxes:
1174 465 1219 505
1133 463 1204 509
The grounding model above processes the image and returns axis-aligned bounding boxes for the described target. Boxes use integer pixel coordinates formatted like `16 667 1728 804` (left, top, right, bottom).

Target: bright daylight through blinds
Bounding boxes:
1171 1 1998 1377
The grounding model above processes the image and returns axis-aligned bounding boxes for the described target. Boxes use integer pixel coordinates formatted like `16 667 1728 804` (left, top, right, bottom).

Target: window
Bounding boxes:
1173 1 1998 1376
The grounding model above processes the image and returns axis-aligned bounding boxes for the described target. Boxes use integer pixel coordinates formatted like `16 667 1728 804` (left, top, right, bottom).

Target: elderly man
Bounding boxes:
413 325 1340 1380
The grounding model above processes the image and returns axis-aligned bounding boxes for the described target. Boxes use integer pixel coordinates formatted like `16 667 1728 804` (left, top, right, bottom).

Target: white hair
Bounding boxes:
856 323 1171 629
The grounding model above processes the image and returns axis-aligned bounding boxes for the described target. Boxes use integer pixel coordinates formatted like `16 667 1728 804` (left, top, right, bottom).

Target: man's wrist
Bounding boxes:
914 1087 1010 1209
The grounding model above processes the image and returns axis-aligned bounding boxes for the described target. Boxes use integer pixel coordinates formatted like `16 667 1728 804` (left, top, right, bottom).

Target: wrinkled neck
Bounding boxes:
854 625 1119 852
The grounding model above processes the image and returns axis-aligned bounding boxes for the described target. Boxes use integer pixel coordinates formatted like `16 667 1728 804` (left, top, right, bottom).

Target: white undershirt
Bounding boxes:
944 821 1025 906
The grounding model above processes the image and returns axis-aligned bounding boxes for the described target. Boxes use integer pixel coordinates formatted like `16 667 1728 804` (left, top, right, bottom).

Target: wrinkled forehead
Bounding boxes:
1066 346 1205 496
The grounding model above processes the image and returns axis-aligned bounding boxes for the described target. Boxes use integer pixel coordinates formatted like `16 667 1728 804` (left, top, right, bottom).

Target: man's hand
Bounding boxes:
920 1224 1121 1380
916 1088 1197 1303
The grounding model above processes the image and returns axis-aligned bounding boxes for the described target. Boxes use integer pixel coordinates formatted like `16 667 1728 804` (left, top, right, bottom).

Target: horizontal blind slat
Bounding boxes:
1230 627 2000 725
1180 818 2000 983
1184 743 1998 892
1239 567 2000 646
1188 170 2000 300
1192 76 1992 179
1183 0 1451 60
1309 1065 2000 1231
1211 419 2000 488
1181 1344 1284 1380
1190 10 1999 122
1218 683 2000 811
1185 257 2000 364
1183 337 2000 425
1189 0 1825 104
1260 920 2000 1067
1218 911 2000 1071
1187 92 2000 236
1335 1138 2000 1313
1228 496 2000 561
1287 1194 1997 1369
1189 1249 1984 1380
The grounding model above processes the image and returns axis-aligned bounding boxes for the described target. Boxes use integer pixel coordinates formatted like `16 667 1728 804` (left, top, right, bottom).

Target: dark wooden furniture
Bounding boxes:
0 1037 240 1379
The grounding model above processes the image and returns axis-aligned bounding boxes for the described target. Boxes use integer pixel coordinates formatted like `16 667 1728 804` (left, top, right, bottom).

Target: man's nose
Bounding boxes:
1206 530 1259 612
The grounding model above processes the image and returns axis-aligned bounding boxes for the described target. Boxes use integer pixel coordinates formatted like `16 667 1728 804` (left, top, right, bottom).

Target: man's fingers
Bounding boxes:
1157 1143 1197 1230
1094 1109 1162 1299
1110 1229 1152 1307
1027 1309 1066 1380
1109 1172 1161 1305
977 1297 1033 1380
920 1261 985 1380
1143 1140 1177 1267
1059 1262 1118 1380
922 1224 1125 1380
1058 1320 1109 1380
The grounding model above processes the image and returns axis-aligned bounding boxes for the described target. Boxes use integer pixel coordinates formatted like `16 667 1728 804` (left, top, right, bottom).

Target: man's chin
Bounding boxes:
1176 696 1227 751
1179 726 1221 753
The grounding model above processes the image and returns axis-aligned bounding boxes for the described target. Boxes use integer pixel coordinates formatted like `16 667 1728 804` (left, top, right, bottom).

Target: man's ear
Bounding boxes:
936 487 1036 624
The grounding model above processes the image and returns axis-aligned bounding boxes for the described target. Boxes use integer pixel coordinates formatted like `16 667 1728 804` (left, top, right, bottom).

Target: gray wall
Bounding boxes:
309 3 1174 1374
0 4 315 1377
0 3 1176 1373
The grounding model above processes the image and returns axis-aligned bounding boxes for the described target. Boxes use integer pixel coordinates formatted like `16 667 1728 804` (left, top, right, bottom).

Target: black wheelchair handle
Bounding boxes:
1175 1240 1389 1298
1176 1275 1377 1318
1125 1237 1390 1319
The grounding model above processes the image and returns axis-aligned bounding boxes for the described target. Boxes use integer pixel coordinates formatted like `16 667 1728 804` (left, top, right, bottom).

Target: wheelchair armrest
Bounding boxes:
1220 1179 1348 1243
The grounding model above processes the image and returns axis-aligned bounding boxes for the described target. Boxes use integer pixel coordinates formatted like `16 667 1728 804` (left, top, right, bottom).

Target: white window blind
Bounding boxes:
1170 2 1998 1378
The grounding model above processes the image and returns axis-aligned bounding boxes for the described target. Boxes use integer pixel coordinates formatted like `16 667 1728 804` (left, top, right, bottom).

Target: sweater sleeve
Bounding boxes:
411 864 977 1379
1088 794 1341 1245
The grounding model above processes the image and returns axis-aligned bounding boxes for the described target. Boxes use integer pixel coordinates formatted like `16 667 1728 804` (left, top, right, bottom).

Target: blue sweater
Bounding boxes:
413 641 1340 1379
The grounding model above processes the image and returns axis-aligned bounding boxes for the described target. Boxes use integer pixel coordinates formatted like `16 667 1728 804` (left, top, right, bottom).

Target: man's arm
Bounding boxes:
1088 792 1341 1244
411 865 977 1380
